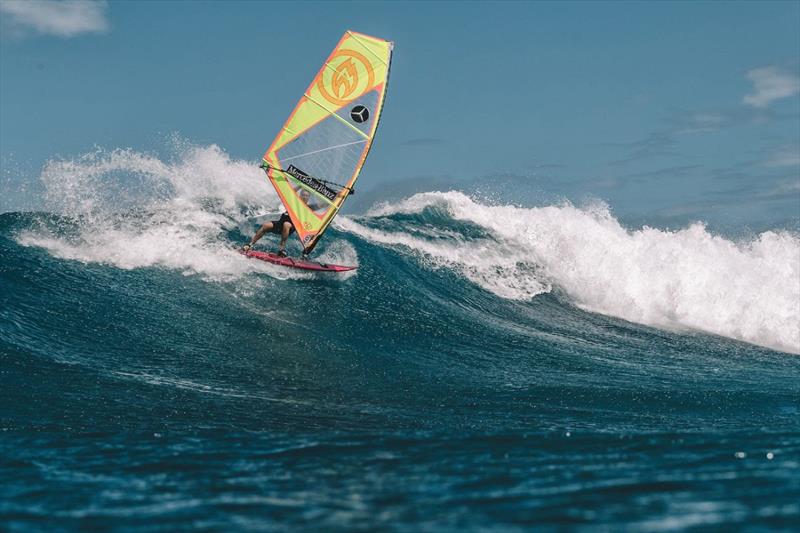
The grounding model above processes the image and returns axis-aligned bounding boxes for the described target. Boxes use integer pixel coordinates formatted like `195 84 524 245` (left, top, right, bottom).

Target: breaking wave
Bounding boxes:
11 144 800 354
346 191 800 354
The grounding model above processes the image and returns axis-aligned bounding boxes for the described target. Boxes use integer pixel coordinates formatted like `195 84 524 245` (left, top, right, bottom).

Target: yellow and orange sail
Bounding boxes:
261 30 393 253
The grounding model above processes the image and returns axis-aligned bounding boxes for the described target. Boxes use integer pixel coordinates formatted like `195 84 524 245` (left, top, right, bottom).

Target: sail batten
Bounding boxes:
347 31 389 66
262 31 393 253
280 140 369 164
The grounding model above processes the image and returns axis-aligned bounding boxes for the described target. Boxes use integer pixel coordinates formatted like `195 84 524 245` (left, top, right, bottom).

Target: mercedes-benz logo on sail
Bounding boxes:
351 105 369 123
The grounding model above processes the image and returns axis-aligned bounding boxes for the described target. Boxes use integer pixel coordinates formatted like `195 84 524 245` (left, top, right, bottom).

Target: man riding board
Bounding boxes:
242 188 318 257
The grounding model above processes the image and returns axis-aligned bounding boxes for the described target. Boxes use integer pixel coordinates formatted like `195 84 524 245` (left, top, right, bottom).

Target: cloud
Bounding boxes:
765 178 800 197
743 66 800 108
593 164 702 191
604 104 797 167
763 144 800 168
708 165 755 182
652 173 800 224
0 0 108 38
673 112 728 134
605 131 680 166
668 105 793 134
534 163 567 170
398 138 446 147
621 164 702 183
600 65 799 182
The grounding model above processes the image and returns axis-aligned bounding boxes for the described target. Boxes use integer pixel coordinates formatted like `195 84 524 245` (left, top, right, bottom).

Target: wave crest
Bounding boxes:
17 143 296 279
350 191 800 354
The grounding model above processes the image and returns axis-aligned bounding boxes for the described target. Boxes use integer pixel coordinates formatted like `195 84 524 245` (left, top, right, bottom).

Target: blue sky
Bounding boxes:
1 0 798 227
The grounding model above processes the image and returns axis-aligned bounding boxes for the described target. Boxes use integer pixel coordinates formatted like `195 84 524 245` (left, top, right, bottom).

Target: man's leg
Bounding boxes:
278 222 293 254
246 222 274 248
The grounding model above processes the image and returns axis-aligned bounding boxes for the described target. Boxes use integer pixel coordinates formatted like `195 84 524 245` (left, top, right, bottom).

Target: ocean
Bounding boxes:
2 144 799 531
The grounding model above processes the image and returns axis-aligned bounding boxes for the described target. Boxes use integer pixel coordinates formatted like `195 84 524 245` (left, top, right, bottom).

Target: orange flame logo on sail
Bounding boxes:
317 49 375 106
332 59 358 99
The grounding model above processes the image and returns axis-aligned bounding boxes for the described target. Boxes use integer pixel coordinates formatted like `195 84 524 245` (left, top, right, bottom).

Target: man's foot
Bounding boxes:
242 243 252 252
276 249 288 258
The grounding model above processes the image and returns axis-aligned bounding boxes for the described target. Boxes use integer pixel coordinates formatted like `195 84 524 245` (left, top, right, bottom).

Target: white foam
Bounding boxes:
337 215 549 300
313 238 360 280
18 143 310 281
350 191 800 354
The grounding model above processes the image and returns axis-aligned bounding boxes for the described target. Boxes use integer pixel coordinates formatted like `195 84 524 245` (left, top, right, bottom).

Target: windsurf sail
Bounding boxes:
261 30 393 253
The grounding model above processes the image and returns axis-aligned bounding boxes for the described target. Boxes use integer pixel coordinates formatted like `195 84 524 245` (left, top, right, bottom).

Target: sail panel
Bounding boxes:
263 30 393 252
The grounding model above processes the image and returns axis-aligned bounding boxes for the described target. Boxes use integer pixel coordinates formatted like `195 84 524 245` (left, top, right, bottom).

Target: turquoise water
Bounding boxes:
2 146 799 530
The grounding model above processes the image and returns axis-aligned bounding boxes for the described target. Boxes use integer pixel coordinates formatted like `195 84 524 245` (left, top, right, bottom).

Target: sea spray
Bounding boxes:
348 191 800 354
18 144 303 279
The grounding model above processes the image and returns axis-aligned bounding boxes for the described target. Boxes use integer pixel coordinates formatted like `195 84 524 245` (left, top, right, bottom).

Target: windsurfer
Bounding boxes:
242 189 317 257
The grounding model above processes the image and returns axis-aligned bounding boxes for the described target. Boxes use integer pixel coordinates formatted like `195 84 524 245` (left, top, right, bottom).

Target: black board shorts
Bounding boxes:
268 213 295 235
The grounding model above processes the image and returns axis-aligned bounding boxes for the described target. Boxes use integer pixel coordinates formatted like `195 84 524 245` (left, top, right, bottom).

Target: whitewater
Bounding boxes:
14 143 800 355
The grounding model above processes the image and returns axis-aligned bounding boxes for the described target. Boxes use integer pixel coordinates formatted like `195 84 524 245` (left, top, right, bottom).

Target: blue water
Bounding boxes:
2 147 800 530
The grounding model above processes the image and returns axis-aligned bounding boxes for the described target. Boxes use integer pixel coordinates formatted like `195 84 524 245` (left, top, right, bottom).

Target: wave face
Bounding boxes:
350 191 800 355
2 145 800 530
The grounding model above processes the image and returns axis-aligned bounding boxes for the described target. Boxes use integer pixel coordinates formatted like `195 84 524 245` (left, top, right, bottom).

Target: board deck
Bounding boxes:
240 249 357 272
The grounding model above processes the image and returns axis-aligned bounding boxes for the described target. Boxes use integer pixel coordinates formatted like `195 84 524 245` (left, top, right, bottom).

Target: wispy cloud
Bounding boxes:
608 66 800 166
398 138 446 147
533 163 567 171
605 131 679 166
673 112 728 134
742 66 800 108
763 144 800 168
0 0 108 38
705 175 800 204
766 178 800 197
668 105 791 134
652 173 800 223
708 165 755 182
605 104 796 167
593 164 702 190
621 164 702 183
